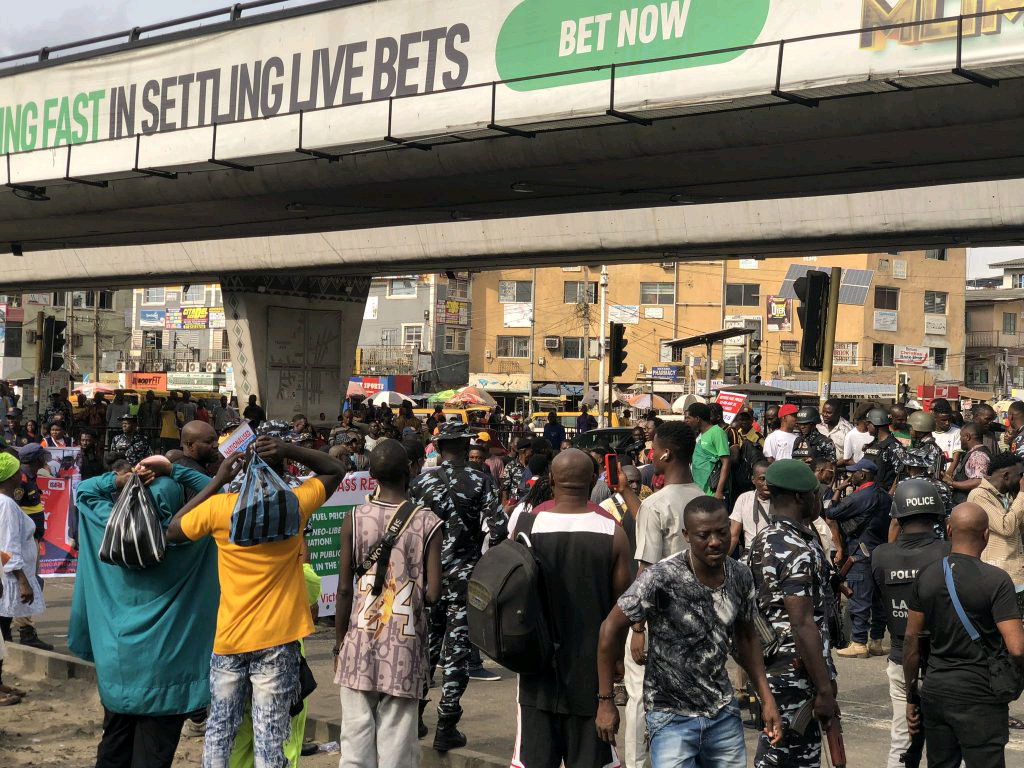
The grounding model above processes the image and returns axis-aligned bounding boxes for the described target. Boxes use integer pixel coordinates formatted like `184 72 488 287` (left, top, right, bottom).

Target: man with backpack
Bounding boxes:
409 422 507 752
728 409 764 499
511 448 633 768
334 439 443 768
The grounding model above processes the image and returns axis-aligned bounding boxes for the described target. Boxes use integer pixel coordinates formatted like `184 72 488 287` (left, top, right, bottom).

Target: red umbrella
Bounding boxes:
446 386 498 407
347 381 369 398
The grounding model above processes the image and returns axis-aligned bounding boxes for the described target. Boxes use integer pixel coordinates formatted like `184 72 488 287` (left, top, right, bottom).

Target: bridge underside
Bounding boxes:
5 177 1024 292
5 74 1024 255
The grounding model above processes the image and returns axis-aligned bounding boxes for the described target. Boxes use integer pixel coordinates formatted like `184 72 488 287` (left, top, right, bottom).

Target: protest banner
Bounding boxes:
220 420 256 456
38 476 77 577
306 471 378 617
715 391 748 425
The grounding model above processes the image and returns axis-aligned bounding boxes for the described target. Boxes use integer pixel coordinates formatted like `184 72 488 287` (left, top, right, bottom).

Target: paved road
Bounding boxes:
35 577 1024 765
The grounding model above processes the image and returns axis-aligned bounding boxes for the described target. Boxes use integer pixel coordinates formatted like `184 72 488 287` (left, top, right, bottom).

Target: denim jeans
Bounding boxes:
646 703 746 768
846 568 886 644
203 642 300 768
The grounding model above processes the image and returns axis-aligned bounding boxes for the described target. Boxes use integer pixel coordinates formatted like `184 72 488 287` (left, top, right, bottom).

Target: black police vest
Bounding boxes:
875 540 948 639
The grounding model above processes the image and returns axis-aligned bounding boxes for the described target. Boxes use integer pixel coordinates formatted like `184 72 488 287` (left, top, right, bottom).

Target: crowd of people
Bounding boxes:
1 385 1023 768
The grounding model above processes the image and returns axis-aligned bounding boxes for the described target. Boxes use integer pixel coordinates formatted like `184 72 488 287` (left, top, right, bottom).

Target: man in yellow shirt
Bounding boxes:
166 434 345 768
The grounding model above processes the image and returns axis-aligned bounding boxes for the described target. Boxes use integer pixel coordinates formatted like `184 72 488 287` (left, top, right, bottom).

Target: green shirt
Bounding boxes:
69 465 219 715
692 425 731 495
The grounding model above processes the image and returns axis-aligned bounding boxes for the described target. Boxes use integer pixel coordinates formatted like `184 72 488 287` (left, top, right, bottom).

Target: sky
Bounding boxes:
2 1 1021 278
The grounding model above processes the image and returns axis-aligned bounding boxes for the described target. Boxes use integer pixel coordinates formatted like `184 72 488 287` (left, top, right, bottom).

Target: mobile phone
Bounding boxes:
605 453 620 489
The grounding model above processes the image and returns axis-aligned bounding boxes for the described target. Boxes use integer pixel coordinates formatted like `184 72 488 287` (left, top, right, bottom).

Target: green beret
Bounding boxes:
765 459 820 493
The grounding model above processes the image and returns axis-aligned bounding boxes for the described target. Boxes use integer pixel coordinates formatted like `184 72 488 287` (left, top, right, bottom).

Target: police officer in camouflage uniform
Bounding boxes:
897 411 945 483
871 479 949 768
890 454 953 543
748 459 839 768
863 407 906 494
792 407 837 465
409 422 508 752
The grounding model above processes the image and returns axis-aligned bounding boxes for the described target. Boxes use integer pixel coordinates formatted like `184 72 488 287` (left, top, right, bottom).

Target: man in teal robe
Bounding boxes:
70 464 219 767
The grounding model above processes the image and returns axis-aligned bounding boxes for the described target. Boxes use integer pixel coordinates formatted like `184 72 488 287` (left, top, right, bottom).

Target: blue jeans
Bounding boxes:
847 568 885 644
646 703 746 768
203 642 300 768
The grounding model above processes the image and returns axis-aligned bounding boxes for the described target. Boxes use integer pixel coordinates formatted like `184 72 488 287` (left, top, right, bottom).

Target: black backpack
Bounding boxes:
466 515 556 675
732 436 765 495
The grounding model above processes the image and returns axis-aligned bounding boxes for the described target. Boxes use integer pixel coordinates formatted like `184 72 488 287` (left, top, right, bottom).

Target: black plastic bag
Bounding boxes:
98 472 166 569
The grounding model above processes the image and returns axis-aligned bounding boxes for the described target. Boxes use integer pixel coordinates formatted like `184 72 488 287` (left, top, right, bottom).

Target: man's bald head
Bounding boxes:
181 420 219 462
550 448 597 501
949 502 990 554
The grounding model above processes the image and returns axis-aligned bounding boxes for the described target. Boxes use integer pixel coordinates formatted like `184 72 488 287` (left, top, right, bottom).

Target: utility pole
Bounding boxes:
34 310 43 421
527 267 536 416
66 292 75 382
581 267 591 403
818 267 842 406
598 266 608 425
93 299 101 383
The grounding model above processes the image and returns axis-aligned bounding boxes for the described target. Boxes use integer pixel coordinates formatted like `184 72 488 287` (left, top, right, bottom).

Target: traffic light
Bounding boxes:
41 315 66 373
793 270 830 372
609 322 628 377
748 338 762 384
898 372 910 404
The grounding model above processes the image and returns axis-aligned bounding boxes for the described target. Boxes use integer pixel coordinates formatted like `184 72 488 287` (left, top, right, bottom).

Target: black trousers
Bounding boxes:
922 693 1008 768
96 708 188 768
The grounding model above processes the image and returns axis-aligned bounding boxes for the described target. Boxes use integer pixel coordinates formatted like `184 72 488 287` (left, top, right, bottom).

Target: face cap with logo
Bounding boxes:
892 478 946 519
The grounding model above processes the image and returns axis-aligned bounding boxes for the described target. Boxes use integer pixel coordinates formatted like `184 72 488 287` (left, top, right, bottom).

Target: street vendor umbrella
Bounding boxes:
72 383 119 398
429 389 457 404
446 386 498 407
627 393 672 411
371 390 416 407
672 393 706 414
346 381 369 398
581 388 629 407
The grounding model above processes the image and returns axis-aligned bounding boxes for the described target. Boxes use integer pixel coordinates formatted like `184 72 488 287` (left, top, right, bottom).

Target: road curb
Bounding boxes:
5 642 96 683
8 645 506 767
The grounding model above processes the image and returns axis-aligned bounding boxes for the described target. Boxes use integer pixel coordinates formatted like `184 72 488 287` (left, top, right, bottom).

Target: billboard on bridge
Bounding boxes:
2 1 1024 184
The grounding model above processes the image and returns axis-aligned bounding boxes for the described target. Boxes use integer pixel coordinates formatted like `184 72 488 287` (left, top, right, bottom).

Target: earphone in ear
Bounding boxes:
660 452 670 461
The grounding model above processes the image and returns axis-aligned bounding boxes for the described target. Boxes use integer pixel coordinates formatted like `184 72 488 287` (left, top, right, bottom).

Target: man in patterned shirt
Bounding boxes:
500 437 532 506
108 415 151 467
409 422 507 752
747 460 839 768
597 495 781 766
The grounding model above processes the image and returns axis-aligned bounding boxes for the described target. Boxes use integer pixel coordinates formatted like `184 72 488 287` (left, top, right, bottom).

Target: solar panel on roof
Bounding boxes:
774 265 874 306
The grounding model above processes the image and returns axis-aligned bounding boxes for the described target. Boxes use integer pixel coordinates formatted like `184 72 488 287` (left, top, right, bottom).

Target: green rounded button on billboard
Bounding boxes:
496 0 771 91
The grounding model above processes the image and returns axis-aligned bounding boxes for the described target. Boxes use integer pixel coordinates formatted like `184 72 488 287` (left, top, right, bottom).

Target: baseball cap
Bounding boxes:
778 404 799 418
845 458 878 473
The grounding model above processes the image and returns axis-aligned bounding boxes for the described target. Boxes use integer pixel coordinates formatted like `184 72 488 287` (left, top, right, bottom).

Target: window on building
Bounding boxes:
563 337 585 359
402 324 423 349
380 328 398 345
872 343 895 367
388 278 417 297
1004 312 1018 334
51 291 66 306
1016 274 1024 289
925 248 947 261
447 277 470 300
637 282 674 305
444 327 468 353
924 291 947 315
498 280 533 303
780 340 799 353
725 283 760 307
563 281 598 304
497 335 530 358
72 291 115 309
2 324 22 357
874 286 899 310
143 288 166 304
182 285 205 304
968 364 990 385
929 347 947 369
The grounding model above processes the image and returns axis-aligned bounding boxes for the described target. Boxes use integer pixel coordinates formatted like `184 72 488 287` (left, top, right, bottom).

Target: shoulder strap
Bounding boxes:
355 501 419 596
943 557 981 642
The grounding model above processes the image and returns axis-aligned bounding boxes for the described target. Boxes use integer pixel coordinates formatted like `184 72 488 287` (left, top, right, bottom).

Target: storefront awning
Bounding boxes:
768 379 896 398
538 383 583 396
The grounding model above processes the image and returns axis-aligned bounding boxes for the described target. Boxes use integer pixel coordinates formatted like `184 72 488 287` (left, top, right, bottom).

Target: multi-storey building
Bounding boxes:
470 250 966 408
966 255 1024 396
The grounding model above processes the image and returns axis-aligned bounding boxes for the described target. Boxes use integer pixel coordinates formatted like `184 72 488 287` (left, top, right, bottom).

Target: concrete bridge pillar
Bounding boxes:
220 275 369 422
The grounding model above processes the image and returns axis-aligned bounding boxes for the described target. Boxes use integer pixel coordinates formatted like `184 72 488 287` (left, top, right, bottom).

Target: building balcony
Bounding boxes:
356 345 419 375
965 330 1024 352
120 348 232 373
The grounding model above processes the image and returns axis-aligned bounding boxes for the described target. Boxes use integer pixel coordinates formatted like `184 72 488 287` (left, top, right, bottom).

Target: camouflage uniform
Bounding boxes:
791 430 836 464
109 432 152 466
748 517 838 768
409 460 507 726
501 460 526 501
896 437 945 483
863 434 907 493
